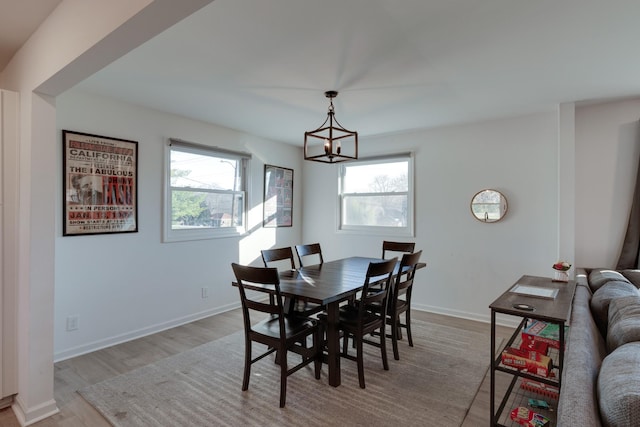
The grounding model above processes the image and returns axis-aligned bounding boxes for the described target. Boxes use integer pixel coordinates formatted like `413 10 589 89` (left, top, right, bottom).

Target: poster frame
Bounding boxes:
263 164 293 228
62 130 138 236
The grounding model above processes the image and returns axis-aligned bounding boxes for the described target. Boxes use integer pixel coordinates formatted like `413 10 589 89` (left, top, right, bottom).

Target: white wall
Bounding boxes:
54 90 303 360
1 90 19 401
575 98 640 268
303 112 560 323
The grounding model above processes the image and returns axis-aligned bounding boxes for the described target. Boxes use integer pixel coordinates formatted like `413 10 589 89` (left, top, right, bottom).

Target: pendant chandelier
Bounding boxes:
304 91 358 163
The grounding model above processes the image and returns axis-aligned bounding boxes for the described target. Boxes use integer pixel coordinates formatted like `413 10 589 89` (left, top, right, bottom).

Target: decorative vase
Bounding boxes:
553 269 569 282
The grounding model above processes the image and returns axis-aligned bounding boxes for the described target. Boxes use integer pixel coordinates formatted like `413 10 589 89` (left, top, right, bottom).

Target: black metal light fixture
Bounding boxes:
304 91 358 163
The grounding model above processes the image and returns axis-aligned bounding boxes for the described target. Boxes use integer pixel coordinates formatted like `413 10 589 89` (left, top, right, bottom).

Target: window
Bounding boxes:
339 154 413 235
164 139 250 242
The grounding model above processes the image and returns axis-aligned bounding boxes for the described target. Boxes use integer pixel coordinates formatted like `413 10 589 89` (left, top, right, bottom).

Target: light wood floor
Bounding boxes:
0 309 514 426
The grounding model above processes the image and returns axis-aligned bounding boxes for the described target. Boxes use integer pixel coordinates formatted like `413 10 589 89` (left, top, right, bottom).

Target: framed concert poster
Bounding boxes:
62 130 138 236
263 164 293 227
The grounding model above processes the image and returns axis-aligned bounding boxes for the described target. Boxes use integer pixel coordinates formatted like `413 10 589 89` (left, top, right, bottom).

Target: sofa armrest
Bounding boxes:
557 284 606 426
575 267 590 290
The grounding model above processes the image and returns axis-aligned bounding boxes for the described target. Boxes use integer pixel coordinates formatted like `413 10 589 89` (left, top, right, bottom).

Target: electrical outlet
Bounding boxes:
201 287 209 298
66 315 79 331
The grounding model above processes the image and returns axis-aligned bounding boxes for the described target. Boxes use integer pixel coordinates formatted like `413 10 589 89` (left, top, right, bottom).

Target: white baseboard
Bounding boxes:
0 395 13 409
413 303 522 329
12 396 59 427
54 301 241 362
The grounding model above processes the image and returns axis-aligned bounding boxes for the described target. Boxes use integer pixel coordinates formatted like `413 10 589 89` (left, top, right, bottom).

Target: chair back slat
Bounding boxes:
244 298 280 315
261 247 296 270
295 243 324 267
381 241 415 259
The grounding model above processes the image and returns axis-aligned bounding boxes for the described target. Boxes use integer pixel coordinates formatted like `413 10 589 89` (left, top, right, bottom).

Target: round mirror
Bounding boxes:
470 189 508 223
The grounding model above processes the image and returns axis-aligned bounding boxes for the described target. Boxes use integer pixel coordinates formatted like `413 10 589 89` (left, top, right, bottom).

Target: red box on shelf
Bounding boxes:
501 346 552 377
519 339 549 358
520 379 559 399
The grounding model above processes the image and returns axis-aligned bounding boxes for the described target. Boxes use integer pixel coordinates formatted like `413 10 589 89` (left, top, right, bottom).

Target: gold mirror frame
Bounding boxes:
470 189 508 223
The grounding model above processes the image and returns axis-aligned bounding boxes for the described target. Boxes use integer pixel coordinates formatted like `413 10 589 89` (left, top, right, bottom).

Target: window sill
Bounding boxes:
163 227 246 243
337 226 414 238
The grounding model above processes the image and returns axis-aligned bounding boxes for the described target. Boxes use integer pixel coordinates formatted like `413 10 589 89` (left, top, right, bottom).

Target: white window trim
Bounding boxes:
163 139 251 243
337 153 415 237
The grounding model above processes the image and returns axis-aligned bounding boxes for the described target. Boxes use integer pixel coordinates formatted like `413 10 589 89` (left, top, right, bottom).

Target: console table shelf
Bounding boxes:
494 377 558 427
489 275 576 427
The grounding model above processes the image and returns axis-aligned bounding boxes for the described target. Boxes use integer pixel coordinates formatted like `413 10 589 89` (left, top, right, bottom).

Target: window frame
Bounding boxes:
337 153 414 237
163 139 251 242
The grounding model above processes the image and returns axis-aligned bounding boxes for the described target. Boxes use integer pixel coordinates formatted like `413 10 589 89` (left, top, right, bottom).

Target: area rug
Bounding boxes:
79 320 495 427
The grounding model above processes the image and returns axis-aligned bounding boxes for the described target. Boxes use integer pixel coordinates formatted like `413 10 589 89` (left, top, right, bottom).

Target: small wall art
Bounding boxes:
263 164 293 227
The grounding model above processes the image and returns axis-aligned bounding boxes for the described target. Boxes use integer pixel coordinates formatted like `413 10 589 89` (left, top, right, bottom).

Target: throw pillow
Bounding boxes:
597 342 640 427
607 295 640 352
589 269 631 292
590 281 640 336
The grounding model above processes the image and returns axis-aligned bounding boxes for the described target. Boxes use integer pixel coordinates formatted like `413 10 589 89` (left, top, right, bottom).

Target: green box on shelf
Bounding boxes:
521 320 569 350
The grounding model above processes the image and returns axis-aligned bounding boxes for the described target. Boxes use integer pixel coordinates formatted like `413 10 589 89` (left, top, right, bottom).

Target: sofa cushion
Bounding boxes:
620 269 640 289
597 342 640 427
590 281 640 336
607 295 640 352
589 269 631 292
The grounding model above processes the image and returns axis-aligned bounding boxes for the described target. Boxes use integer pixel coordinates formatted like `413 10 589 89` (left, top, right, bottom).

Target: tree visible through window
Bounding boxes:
339 155 413 235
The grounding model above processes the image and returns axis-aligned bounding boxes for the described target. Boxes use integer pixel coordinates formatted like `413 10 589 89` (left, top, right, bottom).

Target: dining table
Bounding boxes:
275 256 425 387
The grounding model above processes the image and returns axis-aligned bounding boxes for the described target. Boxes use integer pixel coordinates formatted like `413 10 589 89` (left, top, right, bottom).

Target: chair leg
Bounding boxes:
279 349 287 408
380 325 389 371
342 332 349 356
406 310 413 347
356 336 365 389
391 316 400 360
314 330 322 379
242 340 252 391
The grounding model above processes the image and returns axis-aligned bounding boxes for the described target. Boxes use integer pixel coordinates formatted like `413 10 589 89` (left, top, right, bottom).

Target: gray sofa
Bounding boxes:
557 268 640 426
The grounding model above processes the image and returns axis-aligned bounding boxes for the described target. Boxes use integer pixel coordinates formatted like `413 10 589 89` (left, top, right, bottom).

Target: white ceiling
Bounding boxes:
7 1 640 145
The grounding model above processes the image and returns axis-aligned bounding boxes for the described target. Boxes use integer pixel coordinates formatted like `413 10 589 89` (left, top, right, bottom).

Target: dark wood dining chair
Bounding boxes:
295 243 324 267
261 246 323 316
381 240 415 259
386 250 423 360
333 257 397 388
231 263 322 407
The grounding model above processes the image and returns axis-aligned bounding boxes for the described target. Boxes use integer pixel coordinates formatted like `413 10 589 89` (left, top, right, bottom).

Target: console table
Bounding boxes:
489 275 576 426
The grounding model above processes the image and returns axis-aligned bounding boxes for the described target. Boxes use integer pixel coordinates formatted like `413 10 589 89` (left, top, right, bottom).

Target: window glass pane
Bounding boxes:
171 190 243 229
343 161 408 193
171 150 239 190
343 195 408 226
